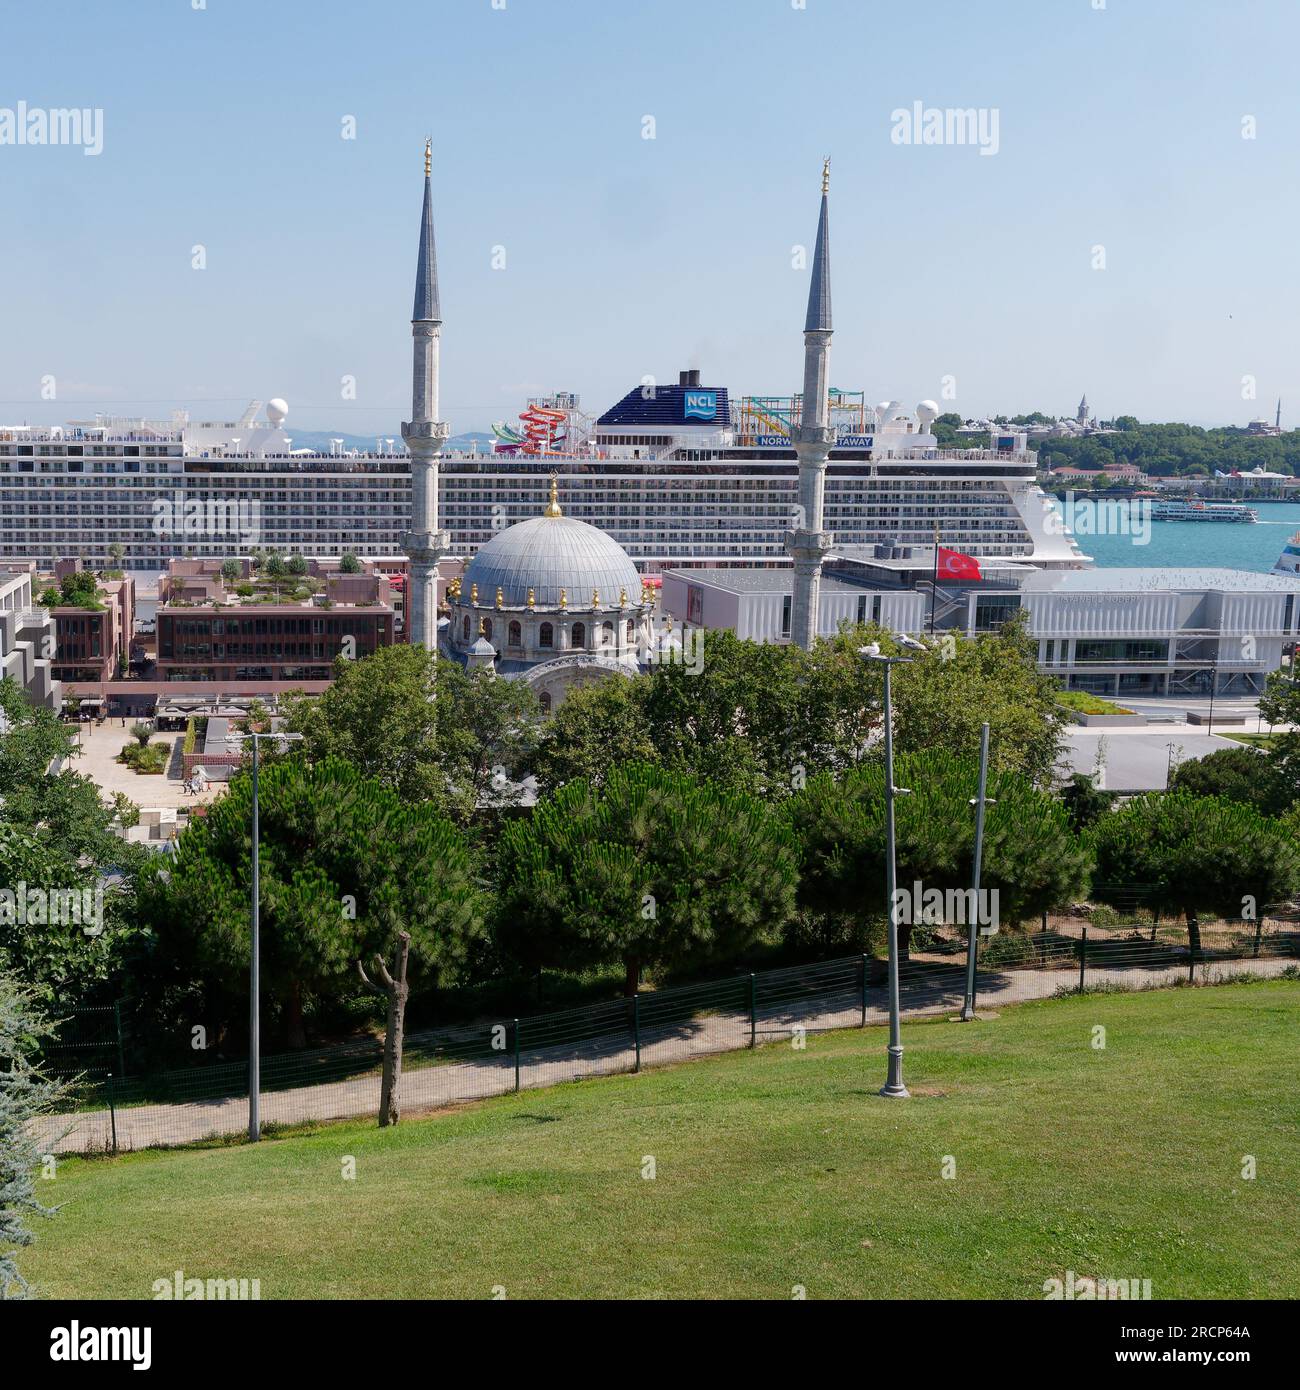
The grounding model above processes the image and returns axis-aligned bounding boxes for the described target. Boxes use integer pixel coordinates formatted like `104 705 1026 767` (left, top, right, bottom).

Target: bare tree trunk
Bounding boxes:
287 980 307 1050
357 932 411 1128
1185 909 1201 962
623 956 640 998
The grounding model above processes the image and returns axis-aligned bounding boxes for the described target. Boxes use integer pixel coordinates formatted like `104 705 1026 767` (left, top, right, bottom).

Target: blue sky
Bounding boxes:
1 0 1297 434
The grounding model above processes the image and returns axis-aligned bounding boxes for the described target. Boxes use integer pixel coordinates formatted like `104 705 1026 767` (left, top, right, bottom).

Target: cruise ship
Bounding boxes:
0 385 1084 574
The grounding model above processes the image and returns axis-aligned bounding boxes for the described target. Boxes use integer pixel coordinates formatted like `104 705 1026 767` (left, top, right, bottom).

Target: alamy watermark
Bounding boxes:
152 491 262 546
0 882 104 936
892 880 999 935
890 102 999 157
152 1268 262 1300
1046 491 1151 546
1043 1269 1153 1301
1 102 103 156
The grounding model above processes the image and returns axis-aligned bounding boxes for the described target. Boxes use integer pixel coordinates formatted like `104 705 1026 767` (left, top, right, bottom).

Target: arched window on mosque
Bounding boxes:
602 620 615 647
482 618 493 642
539 622 554 649
508 620 522 648
462 615 470 641
540 690 552 714
626 619 635 644
571 622 585 648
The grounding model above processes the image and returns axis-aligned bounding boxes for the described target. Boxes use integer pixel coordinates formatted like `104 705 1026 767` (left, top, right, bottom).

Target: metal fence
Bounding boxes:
35 920 1300 1155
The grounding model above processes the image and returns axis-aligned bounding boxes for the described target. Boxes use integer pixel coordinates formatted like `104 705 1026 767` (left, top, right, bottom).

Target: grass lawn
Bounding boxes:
1222 733 1279 748
23 981 1300 1300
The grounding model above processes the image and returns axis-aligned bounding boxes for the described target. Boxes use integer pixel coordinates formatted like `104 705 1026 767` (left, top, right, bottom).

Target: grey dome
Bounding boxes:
463 514 642 609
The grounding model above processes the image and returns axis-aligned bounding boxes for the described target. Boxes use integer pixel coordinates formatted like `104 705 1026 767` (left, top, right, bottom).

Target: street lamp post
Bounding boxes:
235 727 303 1143
959 721 992 1023
860 637 923 1099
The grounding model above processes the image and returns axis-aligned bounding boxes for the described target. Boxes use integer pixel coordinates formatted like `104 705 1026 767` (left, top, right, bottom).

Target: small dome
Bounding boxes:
462 512 642 609
469 635 496 656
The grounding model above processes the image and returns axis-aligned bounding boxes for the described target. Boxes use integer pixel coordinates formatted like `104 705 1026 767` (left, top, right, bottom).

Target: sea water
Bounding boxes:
1075 502 1300 573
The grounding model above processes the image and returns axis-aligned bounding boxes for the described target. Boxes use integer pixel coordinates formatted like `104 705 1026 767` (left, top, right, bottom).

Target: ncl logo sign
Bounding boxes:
684 390 717 420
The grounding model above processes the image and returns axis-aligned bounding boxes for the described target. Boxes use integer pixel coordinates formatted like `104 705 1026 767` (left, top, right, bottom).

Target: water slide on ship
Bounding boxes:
491 405 568 454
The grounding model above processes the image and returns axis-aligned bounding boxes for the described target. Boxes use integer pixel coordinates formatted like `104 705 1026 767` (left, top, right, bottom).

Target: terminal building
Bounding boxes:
663 554 1300 697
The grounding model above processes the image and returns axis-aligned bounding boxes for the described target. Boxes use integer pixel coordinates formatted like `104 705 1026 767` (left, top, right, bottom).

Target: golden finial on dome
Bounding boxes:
543 471 563 518
448 576 461 599
619 586 628 607
495 586 503 610
559 587 568 610
821 156 830 194
592 588 601 611
470 582 479 605
527 586 535 610
478 615 487 636
424 137 432 178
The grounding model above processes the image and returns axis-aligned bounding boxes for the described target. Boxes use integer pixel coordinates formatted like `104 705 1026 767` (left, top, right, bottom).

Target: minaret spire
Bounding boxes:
401 140 451 657
786 162 836 651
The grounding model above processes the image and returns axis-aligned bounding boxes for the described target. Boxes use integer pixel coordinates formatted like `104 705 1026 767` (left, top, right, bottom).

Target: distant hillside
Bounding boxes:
932 413 1300 477
286 429 495 455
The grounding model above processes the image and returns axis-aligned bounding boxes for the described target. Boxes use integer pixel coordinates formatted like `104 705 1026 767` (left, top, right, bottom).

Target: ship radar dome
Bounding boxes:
266 398 289 425
916 400 939 427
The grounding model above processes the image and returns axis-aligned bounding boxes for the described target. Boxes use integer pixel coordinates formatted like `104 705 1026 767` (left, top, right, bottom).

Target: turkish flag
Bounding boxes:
937 546 981 581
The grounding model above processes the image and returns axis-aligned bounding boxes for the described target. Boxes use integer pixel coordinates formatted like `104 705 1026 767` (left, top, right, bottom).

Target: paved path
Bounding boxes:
68 721 223 810
35 952 1294 1155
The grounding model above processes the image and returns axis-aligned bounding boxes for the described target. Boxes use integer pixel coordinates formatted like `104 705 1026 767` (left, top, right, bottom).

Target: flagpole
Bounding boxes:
929 526 939 634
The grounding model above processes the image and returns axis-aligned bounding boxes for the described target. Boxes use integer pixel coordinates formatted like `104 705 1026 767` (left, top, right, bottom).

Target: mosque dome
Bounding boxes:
461 478 642 609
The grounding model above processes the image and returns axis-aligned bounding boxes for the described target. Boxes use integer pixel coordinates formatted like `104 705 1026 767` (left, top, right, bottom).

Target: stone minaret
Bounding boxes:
401 139 451 653
786 160 835 652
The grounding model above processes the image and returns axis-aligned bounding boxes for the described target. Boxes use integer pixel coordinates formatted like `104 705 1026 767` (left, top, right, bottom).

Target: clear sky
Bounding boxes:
1 0 1297 435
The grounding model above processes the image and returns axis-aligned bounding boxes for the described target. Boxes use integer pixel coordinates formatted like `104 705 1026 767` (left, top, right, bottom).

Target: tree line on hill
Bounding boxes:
932 412 1300 478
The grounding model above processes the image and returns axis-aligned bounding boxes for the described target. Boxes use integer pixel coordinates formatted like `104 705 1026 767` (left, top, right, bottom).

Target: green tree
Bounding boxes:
0 681 144 997
1255 671 1300 809
137 757 484 1048
531 677 657 793
287 553 308 577
220 558 240 583
788 751 1089 959
1090 793 1300 958
0 972 67 1299
264 552 286 580
887 617 1067 782
281 645 541 822
497 763 799 993
1059 772 1116 832
339 552 362 575
1169 745 1284 815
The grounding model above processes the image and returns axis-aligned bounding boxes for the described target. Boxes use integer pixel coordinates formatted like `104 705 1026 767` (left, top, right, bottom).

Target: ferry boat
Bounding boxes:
1150 499 1258 523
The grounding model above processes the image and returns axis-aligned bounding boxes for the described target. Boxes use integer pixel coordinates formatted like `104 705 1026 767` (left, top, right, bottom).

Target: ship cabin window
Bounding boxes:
781 594 792 639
